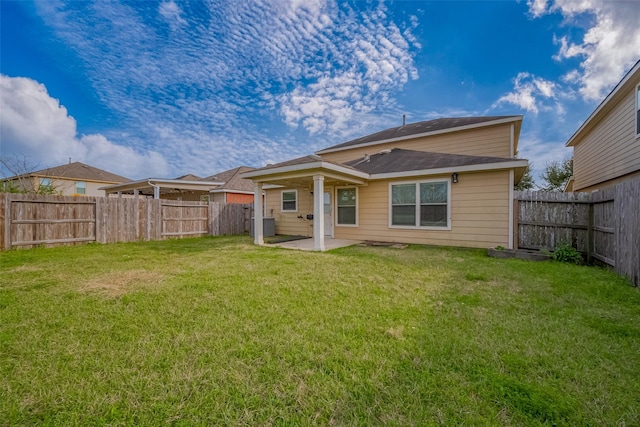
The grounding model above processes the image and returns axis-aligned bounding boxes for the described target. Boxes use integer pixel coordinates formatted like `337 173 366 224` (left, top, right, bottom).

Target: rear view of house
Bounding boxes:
243 116 528 251
566 60 640 192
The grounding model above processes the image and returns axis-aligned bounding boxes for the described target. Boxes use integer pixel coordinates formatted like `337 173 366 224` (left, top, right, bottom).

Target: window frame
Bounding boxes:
388 179 451 230
75 181 86 195
39 177 52 189
336 186 358 227
281 189 298 212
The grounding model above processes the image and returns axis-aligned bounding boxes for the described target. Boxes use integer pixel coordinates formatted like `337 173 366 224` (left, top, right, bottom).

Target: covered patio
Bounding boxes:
241 156 368 251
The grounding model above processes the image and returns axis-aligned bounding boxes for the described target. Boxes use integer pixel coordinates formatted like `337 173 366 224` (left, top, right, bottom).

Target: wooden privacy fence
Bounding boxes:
0 193 254 251
515 179 640 287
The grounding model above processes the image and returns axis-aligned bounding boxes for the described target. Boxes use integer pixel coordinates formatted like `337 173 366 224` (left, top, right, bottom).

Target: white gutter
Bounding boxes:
99 178 224 193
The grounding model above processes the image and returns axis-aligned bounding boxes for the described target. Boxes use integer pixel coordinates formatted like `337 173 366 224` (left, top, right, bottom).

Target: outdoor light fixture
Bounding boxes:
452 173 459 183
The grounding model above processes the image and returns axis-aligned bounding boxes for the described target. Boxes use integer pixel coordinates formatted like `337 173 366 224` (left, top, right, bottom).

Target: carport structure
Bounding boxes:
100 178 223 199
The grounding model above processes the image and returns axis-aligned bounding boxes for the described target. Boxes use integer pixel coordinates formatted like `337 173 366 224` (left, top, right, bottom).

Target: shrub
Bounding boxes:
552 243 583 265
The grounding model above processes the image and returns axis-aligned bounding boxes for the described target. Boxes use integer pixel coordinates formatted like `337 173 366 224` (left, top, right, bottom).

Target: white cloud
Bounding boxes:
529 0 640 100
517 135 572 183
0 74 169 178
159 1 187 29
29 0 420 175
526 0 550 18
493 73 558 114
277 1 419 136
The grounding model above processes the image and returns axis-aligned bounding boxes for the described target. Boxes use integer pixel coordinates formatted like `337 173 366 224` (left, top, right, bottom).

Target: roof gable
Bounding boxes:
202 166 256 192
175 174 202 181
317 116 522 154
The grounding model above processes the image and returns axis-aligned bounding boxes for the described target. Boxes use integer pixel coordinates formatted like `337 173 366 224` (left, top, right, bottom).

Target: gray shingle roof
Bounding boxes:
318 116 521 153
247 155 364 175
30 162 130 183
201 166 256 192
174 174 202 181
344 148 519 174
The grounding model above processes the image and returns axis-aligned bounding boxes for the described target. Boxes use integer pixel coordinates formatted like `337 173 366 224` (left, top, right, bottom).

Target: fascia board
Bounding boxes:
209 189 255 195
241 161 369 181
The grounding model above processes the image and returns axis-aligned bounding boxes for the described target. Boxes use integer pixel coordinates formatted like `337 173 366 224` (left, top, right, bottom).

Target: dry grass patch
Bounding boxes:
80 269 165 297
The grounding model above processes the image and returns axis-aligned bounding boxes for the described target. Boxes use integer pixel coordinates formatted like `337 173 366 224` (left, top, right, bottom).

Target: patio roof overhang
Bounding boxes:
100 178 224 197
240 160 369 187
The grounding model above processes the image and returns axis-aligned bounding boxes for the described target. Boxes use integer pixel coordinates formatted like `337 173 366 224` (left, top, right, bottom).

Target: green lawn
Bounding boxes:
1 236 639 426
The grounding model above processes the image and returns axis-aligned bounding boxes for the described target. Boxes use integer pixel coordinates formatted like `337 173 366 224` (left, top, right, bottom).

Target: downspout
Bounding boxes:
148 180 160 199
509 123 516 248
510 123 515 158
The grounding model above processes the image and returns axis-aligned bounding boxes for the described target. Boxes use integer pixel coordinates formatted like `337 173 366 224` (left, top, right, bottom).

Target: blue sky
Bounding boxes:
1 0 639 183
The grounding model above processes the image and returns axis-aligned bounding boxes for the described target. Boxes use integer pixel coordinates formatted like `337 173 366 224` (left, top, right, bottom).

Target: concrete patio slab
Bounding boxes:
263 238 362 251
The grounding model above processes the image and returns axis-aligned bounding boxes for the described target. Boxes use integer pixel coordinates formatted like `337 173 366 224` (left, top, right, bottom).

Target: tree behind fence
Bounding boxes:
0 193 254 250
515 178 640 287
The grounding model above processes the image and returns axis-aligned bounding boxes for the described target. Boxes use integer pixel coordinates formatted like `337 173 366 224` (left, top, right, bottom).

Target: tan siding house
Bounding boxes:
567 60 640 192
2 162 130 196
243 116 527 251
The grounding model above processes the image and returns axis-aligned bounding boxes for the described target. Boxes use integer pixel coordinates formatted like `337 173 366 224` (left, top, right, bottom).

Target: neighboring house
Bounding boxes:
175 174 202 181
2 161 130 196
100 166 256 203
242 116 528 251
202 166 256 204
566 60 640 192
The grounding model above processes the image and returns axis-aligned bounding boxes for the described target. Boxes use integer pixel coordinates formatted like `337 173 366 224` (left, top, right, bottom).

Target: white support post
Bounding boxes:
133 189 139 199
254 182 264 245
313 175 325 251
153 185 160 199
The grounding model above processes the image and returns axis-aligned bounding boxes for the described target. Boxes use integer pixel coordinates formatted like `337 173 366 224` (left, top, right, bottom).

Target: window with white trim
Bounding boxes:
281 190 297 212
76 181 86 194
390 180 449 228
337 187 357 226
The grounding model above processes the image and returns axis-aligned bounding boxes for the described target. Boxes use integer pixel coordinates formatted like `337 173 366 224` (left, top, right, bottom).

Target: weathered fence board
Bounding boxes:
0 193 253 250
515 190 590 253
614 180 640 287
515 179 639 287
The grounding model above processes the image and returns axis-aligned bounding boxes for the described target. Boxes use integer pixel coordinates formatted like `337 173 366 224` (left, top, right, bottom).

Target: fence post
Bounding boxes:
513 198 519 250
587 202 594 264
3 193 10 250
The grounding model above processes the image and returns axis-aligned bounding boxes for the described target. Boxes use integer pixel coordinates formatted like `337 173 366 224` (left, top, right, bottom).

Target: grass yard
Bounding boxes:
1 236 639 426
